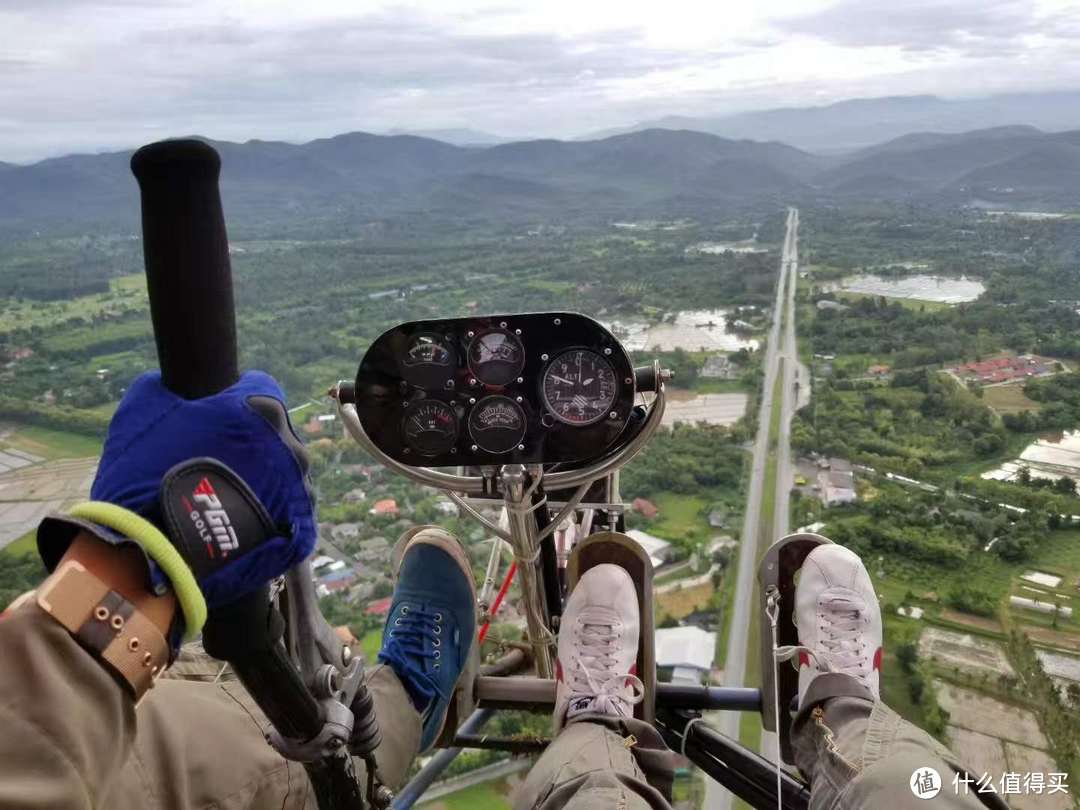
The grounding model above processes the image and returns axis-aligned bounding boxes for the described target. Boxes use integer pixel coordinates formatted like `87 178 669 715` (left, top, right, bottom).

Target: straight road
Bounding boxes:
707 208 798 810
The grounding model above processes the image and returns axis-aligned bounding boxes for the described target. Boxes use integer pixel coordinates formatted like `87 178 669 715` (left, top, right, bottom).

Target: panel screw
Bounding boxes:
553 318 562 325
609 411 619 419
469 398 476 405
471 444 479 452
541 353 549 361
500 321 508 329
516 377 524 383
516 396 523 403
466 331 475 338
515 328 522 335
604 347 612 355
445 380 455 389
450 447 458 454
517 444 525 451
403 447 411 454
625 377 633 385
469 378 477 386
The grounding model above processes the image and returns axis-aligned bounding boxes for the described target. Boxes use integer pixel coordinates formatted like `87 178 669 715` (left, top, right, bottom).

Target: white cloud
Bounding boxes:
1 0 1080 161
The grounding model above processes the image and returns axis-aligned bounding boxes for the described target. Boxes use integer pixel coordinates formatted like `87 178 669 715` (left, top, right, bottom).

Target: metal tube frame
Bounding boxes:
501 464 555 678
389 709 494 809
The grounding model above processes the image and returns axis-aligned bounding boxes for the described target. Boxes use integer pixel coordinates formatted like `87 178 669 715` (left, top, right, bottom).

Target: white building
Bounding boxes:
625 529 674 569
655 626 717 685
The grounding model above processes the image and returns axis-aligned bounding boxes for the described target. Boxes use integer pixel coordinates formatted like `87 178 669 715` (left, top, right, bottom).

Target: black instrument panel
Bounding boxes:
354 313 635 468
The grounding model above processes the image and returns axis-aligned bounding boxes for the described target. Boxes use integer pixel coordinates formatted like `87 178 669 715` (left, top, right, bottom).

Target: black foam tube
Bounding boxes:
131 139 239 399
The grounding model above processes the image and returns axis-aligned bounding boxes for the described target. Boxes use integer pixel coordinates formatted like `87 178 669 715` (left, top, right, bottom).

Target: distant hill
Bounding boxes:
0 129 818 236
383 128 514 147
4 124 1080 237
589 92 1080 153
814 127 1080 203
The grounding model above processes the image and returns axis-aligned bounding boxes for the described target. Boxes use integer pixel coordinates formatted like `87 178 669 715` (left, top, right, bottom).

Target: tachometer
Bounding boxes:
541 349 618 426
468 395 526 454
467 328 524 387
402 400 459 456
400 333 456 389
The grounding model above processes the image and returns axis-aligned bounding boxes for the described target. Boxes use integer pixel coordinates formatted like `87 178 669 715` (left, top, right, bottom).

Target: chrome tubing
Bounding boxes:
337 400 488 494
544 384 666 490
502 464 555 678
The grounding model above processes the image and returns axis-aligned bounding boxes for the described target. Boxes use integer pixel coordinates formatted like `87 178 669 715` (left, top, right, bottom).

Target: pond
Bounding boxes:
832 273 985 304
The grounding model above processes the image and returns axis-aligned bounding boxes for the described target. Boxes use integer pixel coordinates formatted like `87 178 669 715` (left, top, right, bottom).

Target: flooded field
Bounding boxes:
833 273 985 304
983 430 1080 484
918 627 1014 678
685 241 767 255
661 390 748 427
606 310 759 353
1036 649 1080 690
936 681 1047 749
0 457 97 550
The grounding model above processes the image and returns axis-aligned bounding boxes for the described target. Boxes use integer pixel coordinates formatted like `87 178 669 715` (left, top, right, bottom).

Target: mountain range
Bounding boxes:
3 123 1079 238
589 92 1080 153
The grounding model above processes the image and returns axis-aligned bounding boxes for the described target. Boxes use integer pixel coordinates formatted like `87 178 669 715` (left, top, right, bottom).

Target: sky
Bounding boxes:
3 0 1080 163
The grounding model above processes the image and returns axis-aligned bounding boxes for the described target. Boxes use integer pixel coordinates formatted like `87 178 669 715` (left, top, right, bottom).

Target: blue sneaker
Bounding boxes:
377 526 476 751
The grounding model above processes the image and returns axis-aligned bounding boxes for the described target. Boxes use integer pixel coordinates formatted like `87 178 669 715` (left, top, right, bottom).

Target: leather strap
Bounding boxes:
36 560 170 702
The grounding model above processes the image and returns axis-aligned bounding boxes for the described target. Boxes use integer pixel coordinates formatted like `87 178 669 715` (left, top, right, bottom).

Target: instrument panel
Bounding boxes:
354 313 635 468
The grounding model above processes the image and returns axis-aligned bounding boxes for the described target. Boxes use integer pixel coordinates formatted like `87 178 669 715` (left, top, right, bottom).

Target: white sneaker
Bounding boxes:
554 564 645 732
779 544 882 709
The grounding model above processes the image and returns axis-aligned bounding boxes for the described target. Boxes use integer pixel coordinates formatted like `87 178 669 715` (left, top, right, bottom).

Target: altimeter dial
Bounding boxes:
541 349 618 426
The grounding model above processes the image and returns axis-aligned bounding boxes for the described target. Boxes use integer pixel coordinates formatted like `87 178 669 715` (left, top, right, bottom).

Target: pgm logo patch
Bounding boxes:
181 477 240 559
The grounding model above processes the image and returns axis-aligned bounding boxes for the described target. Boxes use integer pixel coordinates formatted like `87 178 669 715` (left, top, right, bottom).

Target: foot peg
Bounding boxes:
567 530 656 725
757 532 832 763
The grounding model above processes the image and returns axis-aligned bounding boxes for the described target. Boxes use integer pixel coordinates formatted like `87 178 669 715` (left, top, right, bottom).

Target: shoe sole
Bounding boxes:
390 525 478 750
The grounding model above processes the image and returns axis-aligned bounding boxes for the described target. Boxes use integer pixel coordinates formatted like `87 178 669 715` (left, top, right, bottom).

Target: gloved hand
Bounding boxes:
38 370 317 624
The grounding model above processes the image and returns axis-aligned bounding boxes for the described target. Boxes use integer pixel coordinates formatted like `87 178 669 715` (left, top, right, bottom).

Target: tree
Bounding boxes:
1054 476 1077 496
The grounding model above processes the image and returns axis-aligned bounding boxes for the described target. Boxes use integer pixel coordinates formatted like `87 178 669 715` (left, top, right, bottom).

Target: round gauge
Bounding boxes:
467 328 524 387
400 333 456 388
468 395 526 454
541 349 619 426
402 400 459 456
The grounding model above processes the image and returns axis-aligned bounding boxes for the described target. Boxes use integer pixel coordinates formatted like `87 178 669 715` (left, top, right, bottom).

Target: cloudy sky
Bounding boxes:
3 0 1080 162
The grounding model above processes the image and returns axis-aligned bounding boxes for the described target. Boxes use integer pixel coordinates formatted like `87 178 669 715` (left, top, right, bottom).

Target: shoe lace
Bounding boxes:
776 595 870 680
566 607 644 717
378 606 444 707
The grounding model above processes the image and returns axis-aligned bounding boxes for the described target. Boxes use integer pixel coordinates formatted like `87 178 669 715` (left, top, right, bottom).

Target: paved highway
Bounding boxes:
708 208 798 810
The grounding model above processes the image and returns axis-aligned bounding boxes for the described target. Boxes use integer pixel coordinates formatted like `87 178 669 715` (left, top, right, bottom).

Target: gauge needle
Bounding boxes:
582 378 594 386
551 375 574 385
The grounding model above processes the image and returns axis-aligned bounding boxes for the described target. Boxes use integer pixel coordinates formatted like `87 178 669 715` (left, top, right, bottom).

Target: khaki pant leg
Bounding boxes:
108 650 421 809
363 663 423 789
793 697 986 810
514 716 675 810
